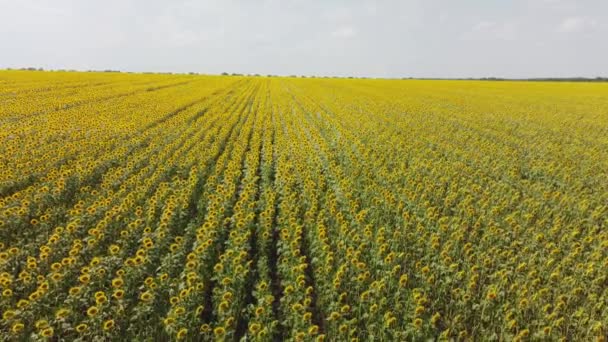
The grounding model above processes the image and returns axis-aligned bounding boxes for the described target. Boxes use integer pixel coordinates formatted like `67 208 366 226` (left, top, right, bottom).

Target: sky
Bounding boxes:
0 0 607 78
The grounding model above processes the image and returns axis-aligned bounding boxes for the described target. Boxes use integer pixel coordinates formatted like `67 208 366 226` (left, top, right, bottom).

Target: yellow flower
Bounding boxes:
140 291 153 302
308 325 319 335
113 289 125 300
431 312 441 326
96 295 107 305
87 306 99 317
399 274 408 287
174 306 186 316
55 308 70 319
103 319 115 331
12 322 25 334
196 305 204 316
109 245 120 254
69 286 82 296
79 274 90 284
111 278 124 288
76 324 88 333
41 327 54 337
219 300 229 312
35 319 49 330
413 318 423 329
29 291 42 301
176 328 188 339
214 327 225 337
3 310 16 320
249 323 261 334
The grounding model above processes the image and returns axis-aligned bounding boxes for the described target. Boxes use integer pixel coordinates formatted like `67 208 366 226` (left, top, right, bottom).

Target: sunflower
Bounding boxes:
69 286 82 296
113 289 125 300
76 324 88 333
11 322 25 334
176 328 188 340
41 327 54 337
399 274 408 287
308 325 319 335
79 274 91 284
109 245 120 254
96 295 108 305
111 278 124 288
249 323 261 334
103 319 115 331
218 301 229 312
55 308 70 319
213 327 225 337
86 306 99 317
140 291 153 302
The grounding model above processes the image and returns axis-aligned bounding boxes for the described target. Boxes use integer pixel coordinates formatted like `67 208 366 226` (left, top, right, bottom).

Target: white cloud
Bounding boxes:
473 21 496 31
558 16 598 33
1 0 607 78
331 26 356 38
461 21 518 41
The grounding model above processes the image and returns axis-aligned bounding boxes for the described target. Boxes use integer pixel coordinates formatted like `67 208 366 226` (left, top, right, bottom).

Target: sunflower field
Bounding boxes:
0 70 607 341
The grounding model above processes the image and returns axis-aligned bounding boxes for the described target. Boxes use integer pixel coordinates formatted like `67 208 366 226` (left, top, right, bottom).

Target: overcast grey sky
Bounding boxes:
1 0 607 78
